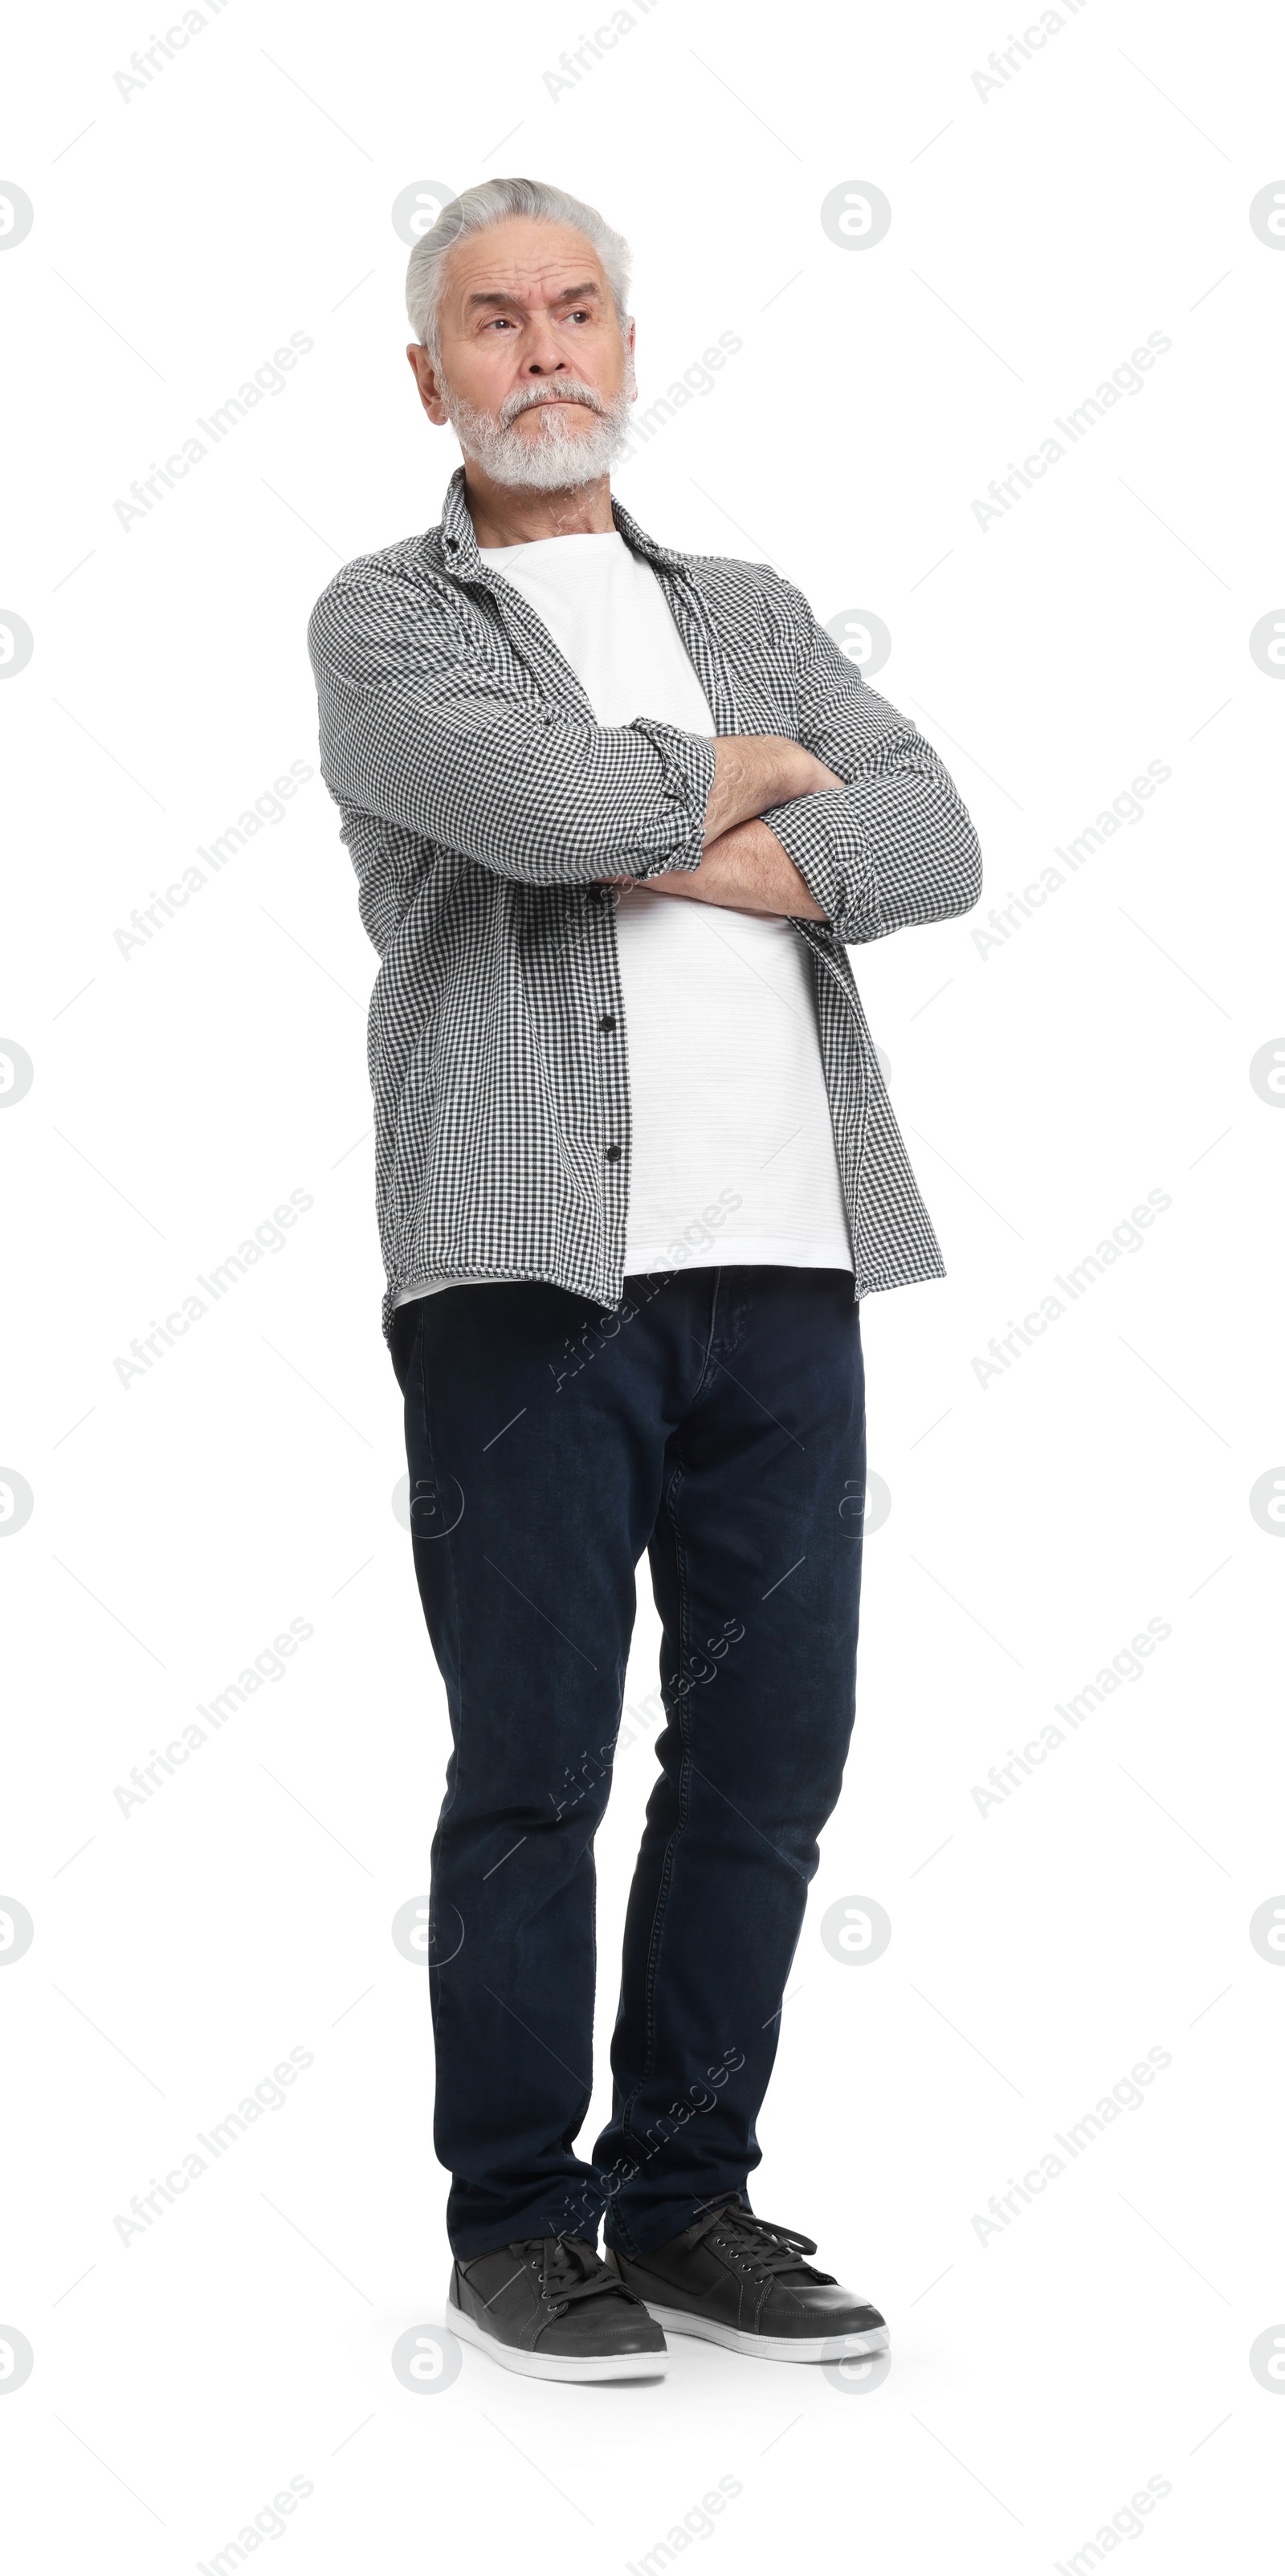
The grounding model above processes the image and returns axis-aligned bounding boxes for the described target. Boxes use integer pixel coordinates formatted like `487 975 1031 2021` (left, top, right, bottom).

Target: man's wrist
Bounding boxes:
705 734 816 839
716 817 828 919
610 819 828 921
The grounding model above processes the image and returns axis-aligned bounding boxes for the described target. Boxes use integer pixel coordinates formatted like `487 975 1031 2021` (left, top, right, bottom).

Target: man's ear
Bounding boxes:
406 344 447 425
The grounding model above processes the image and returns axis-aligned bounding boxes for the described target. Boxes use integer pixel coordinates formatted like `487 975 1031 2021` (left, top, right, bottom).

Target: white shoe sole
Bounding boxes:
638 2304 890 2365
447 2294 669 2382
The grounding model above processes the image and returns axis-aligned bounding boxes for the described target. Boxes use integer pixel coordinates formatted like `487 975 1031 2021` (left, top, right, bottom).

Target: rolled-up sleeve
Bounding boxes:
308 563 715 889
754 579 982 946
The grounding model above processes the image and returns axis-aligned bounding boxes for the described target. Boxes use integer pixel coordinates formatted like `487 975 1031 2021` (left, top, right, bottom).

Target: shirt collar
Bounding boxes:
435 463 687 581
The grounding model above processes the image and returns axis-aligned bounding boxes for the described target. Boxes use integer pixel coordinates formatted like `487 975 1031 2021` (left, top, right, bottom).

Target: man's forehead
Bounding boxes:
444 225 606 310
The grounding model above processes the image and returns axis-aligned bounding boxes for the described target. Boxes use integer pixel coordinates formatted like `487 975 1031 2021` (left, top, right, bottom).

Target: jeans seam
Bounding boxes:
614 1452 693 2217
687 1267 723 1404
412 1302 467 2092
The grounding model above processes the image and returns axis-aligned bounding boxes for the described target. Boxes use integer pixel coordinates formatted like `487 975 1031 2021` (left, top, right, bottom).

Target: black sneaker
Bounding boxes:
448 2234 669 2382
605 2191 889 2365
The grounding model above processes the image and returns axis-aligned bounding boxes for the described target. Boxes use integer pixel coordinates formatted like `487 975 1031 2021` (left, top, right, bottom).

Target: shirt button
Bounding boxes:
598 1014 616 1033
605 1143 622 1162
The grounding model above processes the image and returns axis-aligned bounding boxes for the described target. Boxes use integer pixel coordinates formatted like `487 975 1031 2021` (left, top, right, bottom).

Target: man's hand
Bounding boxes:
701 735 843 840
600 819 828 919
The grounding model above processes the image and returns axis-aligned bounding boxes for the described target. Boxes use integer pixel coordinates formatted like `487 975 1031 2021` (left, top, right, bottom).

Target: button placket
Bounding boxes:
588 890 627 1211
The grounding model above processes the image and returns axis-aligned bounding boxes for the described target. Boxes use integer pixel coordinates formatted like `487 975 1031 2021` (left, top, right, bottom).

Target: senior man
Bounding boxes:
308 175 981 2383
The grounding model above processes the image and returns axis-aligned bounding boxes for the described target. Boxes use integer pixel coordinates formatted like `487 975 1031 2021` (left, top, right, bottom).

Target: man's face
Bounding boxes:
407 217 637 491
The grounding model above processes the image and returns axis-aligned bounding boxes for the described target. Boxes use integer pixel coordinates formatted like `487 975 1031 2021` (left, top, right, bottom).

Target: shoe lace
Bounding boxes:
511 2235 638 2315
684 2193 836 2286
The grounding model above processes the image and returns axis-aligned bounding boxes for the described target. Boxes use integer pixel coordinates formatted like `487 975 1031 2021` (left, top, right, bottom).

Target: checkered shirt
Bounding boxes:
307 465 982 1341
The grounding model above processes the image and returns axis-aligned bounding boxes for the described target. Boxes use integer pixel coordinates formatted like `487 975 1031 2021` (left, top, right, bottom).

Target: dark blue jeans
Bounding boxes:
389 1264 866 2259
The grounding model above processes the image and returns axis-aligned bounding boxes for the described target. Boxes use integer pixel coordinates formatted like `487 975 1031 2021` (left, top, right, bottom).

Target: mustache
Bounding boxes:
500 381 608 426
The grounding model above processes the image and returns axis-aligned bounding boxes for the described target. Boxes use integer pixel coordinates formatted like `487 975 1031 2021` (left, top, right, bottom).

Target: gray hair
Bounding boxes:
405 176 632 365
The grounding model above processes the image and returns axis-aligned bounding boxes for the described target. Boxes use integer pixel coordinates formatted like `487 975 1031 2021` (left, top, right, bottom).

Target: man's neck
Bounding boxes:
463 463 616 550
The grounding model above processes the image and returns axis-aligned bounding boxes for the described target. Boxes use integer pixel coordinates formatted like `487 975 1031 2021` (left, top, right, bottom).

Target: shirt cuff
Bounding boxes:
625 717 716 876
757 789 877 938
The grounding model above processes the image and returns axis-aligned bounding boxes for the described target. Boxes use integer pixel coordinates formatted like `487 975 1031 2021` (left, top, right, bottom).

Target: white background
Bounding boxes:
2 0 1284 2568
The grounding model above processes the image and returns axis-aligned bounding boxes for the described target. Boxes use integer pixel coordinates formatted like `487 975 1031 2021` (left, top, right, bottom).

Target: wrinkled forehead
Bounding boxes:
440 218 612 324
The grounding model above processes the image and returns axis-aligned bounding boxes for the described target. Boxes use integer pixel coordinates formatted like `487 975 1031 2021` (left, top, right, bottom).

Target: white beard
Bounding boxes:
440 365 636 491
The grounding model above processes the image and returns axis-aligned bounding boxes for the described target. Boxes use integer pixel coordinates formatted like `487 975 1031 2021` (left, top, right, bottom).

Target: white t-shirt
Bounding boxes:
395 528 852 1303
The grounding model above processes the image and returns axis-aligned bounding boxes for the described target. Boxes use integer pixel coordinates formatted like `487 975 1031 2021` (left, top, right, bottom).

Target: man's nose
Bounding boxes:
520 312 570 374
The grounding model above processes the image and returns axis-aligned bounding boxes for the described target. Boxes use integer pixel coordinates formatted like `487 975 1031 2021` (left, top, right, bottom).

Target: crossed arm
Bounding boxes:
309 563 981 955
596 735 841 920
